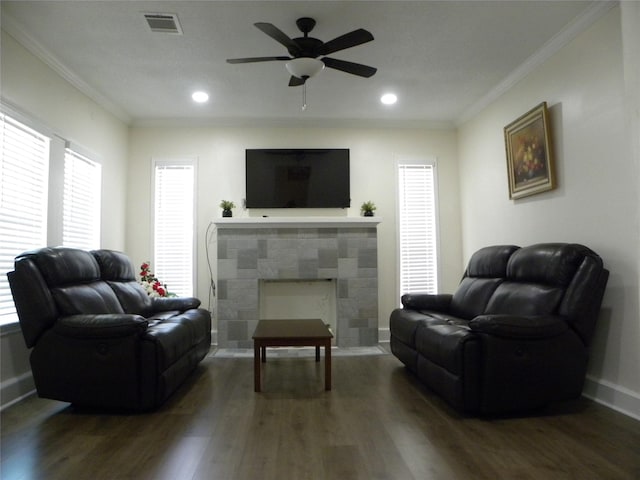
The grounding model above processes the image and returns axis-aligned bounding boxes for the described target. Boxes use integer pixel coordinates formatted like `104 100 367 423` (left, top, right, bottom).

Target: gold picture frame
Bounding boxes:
504 102 556 199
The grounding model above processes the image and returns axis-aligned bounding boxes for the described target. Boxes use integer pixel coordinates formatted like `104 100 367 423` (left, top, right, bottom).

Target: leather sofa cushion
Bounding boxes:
163 309 211 346
107 281 152 316
485 282 564 315
32 248 101 287
52 282 124 315
389 309 430 346
92 249 137 281
450 277 502 319
466 245 519 277
93 250 154 315
506 243 587 287
447 245 518 319
415 323 476 375
469 314 569 339
142 310 210 372
53 314 148 338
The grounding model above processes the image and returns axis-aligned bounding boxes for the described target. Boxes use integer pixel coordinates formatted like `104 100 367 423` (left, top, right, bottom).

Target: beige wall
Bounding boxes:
1 30 129 408
127 126 462 338
458 6 640 418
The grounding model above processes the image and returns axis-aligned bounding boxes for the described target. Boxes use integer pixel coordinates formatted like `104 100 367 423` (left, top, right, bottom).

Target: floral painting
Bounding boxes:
504 102 556 199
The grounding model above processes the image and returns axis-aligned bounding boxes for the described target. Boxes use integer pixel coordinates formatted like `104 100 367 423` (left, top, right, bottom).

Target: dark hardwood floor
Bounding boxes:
2 349 639 480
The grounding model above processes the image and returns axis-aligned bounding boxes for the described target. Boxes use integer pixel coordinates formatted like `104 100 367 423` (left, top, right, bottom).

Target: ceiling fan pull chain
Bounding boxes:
302 83 308 111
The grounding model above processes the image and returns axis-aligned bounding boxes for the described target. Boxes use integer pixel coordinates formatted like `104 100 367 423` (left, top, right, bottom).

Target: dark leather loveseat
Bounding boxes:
8 247 211 410
390 243 609 415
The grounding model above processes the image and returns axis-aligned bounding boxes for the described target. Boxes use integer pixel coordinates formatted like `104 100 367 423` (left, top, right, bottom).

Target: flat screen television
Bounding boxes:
245 149 350 208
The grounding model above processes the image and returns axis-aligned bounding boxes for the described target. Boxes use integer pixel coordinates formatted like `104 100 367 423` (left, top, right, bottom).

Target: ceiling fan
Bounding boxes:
226 17 377 87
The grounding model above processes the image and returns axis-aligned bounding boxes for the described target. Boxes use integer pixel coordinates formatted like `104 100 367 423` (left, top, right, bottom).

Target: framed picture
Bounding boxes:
504 102 556 199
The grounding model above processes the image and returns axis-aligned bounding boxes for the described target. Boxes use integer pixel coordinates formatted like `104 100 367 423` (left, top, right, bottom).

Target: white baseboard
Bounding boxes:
378 327 390 343
0 371 35 411
583 375 640 421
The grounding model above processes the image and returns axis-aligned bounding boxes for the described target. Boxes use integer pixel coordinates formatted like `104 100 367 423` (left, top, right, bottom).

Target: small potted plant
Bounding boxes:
220 200 235 217
360 201 376 217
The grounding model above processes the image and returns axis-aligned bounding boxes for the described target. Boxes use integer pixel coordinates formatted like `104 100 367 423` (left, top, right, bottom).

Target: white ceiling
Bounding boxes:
1 1 606 127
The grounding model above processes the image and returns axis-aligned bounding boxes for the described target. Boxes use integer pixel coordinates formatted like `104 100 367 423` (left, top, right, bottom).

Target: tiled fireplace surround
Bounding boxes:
215 218 380 348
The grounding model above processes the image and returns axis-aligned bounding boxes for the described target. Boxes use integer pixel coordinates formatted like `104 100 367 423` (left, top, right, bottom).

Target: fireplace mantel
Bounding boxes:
214 216 381 229
215 217 380 348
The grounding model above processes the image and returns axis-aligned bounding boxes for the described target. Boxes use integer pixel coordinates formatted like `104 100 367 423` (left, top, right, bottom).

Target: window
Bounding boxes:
397 161 438 297
63 148 101 250
153 160 195 297
0 113 50 324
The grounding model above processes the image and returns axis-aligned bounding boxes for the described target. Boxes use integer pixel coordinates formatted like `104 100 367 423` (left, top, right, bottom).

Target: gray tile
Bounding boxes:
298 258 319 278
218 259 238 279
238 249 258 269
217 238 228 259
228 320 248 341
338 258 358 278
358 248 377 268
337 278 349 298
318 248 338 268
258 239 268 258
217 279 227 300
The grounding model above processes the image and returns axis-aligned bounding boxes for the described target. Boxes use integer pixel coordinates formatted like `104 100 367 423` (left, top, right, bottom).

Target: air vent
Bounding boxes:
144 13 183 35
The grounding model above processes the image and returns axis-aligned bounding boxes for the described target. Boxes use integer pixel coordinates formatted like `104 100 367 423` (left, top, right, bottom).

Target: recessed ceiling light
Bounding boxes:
192 91 209 103
381 93 397 105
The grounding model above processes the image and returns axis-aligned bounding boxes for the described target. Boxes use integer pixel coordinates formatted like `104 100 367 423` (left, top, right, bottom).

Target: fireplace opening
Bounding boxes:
259 279 337 345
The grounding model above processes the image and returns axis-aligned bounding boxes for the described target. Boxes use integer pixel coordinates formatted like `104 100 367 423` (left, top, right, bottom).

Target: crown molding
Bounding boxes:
1 13 132 125
456 0 618 126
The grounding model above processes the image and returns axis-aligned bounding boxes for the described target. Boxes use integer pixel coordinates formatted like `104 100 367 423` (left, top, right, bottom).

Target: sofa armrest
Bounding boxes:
151 296 201 312
52 314 148 339
401 293 453 312
469 314 569 339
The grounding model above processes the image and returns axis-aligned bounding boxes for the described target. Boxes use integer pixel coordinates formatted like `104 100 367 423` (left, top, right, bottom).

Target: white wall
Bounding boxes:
127 126 462 339
458 6 640 419
1 30 129 409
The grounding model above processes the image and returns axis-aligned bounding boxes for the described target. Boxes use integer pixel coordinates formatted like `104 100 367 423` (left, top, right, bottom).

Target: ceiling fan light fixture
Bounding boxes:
285 57 325 79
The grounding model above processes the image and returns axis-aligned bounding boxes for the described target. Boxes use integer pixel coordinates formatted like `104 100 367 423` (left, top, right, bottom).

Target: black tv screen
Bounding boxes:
245 149 350 208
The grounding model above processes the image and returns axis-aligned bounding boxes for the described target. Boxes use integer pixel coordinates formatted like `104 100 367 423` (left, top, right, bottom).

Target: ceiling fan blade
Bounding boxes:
321 57 377 78
288 75 306 87
254 22 301 55
227 56 290 64
317 29 374 55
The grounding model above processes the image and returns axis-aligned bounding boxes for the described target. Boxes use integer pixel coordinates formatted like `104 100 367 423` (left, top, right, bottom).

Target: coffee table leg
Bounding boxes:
325 340 331 391
254 342 261 392
315 345 320 362
261 346 266 363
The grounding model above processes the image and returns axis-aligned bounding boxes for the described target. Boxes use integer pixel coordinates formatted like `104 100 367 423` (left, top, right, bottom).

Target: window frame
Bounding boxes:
151 158 198 297
62 145 102 250
0 107 51 326
395 156 441 301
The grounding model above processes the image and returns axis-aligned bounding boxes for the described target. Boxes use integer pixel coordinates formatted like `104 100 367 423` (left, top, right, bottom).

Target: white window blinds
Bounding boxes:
153 161 195 297
63 148 101 250
0 113 50 323
398 162 438 296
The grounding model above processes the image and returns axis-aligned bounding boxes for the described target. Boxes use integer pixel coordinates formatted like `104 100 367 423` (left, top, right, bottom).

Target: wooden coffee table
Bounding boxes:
252 319 333 392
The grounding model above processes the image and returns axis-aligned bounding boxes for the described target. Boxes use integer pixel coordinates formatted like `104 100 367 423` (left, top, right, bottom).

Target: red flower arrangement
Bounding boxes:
139 262 169 297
